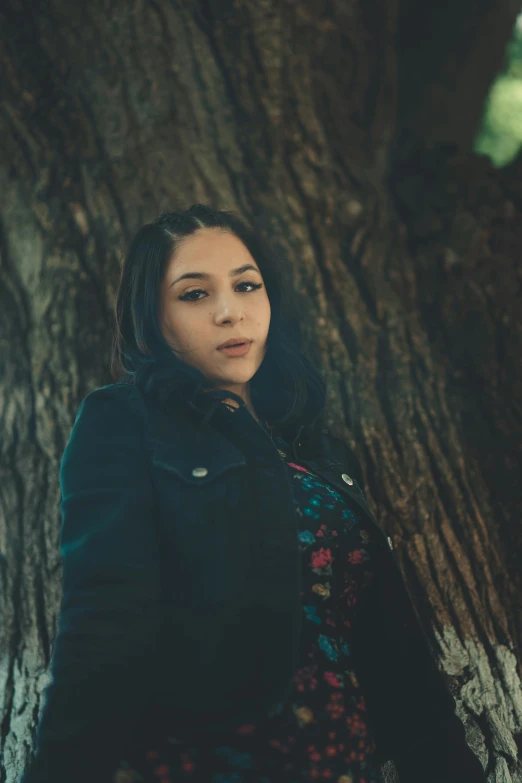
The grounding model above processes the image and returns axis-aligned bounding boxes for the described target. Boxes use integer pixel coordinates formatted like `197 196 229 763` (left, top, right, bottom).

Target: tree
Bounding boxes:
1 0 521 780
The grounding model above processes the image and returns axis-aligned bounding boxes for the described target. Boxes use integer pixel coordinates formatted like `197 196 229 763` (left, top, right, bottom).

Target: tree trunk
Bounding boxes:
1 1 521 781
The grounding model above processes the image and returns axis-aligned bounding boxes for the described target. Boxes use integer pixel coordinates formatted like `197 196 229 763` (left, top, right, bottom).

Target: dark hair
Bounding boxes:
110 204 328 456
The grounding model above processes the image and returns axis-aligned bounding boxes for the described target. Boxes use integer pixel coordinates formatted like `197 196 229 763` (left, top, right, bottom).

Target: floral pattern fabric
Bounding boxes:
114 457 385 783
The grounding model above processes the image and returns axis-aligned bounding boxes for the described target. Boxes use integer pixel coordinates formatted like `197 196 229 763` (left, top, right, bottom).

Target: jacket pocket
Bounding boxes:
150 447 254 613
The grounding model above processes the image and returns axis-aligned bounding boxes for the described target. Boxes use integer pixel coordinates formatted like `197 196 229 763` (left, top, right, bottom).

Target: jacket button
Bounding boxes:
192 467 209 478
341 473 354 485
387 536 394 550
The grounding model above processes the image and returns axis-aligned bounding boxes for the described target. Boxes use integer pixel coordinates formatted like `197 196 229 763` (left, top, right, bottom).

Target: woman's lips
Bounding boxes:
217 341 252 357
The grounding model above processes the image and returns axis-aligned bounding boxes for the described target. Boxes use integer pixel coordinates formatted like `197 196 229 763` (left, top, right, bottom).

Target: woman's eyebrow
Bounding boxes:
169 263 260 288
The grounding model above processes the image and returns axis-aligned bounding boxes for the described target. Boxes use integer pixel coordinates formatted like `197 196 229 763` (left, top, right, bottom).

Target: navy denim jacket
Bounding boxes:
20 380 487 783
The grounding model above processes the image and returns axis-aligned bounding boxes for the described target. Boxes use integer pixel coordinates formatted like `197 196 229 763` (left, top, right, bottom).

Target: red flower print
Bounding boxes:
287 462 311 473
325 744 338 757
346 713 367 736
347 550 364 564
326 702 345 719
236 723 256 734
324 671 341 688
293 664 319 691
342 579 358 606
311 548 333 568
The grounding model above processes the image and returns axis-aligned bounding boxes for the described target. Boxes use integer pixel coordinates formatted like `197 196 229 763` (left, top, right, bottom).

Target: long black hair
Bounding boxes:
110 204 328 457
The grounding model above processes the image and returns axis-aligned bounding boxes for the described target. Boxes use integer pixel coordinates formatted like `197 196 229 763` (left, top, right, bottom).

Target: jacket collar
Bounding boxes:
133 359 306 460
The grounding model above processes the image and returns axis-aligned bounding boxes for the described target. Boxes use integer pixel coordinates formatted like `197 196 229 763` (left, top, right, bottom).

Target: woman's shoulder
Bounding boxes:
74 381 146 425
82 380 144 402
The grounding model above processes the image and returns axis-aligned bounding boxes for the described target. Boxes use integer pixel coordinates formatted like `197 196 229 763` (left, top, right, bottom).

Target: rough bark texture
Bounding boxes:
0 0 521 781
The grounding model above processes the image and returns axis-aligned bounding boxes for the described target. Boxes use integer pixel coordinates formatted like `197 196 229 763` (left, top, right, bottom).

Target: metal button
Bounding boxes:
387 536 394 550
192 467 208 478
341 473 354 485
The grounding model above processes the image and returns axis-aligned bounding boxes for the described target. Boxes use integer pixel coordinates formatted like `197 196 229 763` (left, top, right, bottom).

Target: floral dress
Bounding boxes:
114 453 385 783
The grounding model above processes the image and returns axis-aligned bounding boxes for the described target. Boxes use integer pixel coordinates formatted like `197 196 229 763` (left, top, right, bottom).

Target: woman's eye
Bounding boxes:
178 280 263 302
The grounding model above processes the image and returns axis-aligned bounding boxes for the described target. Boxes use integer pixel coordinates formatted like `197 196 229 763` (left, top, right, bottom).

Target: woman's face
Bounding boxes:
159 228 271 401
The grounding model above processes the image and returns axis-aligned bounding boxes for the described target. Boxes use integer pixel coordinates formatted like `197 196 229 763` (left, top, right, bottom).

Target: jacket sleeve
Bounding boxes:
344 446 487 783
20 385 162 783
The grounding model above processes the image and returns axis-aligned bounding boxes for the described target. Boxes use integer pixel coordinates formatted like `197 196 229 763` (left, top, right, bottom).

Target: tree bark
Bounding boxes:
0 0 521 781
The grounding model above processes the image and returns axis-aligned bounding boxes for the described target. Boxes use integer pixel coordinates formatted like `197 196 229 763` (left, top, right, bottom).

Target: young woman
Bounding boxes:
21 205 486 783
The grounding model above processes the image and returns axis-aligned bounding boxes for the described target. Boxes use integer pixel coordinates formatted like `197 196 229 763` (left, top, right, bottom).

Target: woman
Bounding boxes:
20 205 486 783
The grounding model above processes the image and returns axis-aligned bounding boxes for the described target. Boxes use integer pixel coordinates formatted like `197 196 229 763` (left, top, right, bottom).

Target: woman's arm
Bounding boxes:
20 385 162 783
